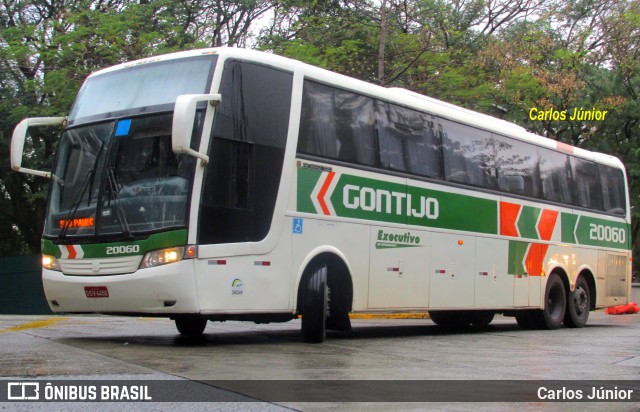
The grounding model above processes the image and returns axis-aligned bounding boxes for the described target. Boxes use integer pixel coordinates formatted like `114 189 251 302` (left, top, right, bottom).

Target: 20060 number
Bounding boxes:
106 245 140 255
589 224 626 244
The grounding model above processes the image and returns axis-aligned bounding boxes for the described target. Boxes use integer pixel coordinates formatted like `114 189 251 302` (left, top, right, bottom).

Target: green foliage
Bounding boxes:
2 0 640 265
0 0 201 255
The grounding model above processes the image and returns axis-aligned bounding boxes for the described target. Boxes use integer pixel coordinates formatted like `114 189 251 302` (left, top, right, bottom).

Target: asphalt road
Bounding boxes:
0 310 639 411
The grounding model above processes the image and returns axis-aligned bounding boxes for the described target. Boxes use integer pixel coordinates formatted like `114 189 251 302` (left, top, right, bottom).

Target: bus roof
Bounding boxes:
90 47 625 170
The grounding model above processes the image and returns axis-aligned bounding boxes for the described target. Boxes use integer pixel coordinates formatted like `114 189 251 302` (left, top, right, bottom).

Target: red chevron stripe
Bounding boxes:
317 172 336 215
525 243 548 277
537 209 558 241
66 245 77 259
500 201 521 237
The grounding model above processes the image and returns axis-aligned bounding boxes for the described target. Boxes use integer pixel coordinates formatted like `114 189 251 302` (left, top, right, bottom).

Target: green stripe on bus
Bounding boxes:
561 213 629 249
508 240 528 276
561 213 578 244
297 167 497 234
517 206 541 240
573 216 630 249
297 167 321 214
41 229 188 258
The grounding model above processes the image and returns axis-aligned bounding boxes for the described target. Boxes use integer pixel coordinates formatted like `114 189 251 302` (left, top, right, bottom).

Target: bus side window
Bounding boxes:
539 148 573 204
201 61 292 244
421 116 443 179
598 164 626 216
495 134 541 198
298 81 376 166
571 157 603 210
374 102 442 178
439 118 496 189
375 100 406 171
299 82 339 158
335 90 375 165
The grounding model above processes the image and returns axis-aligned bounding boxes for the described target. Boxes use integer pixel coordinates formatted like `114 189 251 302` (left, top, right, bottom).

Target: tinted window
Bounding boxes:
440 118 496 188
200 61 292 244
539 148 572 204
70 56 217 125
213 62 290 148
297 79 626 216
571 158 602 210
375 101 442 178
298 81 376 165
599 165 626 215
495 134 541 197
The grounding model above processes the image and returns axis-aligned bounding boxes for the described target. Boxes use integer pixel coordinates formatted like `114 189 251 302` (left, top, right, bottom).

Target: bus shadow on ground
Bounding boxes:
54 317 617 349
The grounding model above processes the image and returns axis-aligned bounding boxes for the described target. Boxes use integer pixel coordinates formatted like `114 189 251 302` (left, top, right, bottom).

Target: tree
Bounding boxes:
3 0 640 261
0 0 288 255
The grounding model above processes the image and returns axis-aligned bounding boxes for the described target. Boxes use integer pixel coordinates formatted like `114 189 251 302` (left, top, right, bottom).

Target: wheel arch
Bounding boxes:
295 247 354 316
548 266 570 295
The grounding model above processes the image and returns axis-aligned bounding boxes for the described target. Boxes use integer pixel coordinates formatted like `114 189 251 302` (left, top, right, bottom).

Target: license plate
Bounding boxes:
84 286 109 298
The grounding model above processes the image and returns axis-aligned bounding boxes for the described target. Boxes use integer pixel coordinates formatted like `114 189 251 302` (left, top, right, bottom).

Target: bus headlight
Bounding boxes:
42 254 61 271
139 247 185 269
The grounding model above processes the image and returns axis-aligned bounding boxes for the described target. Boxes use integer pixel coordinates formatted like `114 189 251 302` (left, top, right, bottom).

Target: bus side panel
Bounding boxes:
290 217 370 312
429 233 475 308
597 250 631 307
474 237 513 308
560 208 630 308
193 223 294 313
368 226 430 309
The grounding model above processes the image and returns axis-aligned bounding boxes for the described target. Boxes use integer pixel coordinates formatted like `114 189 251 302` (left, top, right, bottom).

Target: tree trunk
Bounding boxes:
378 0 389 86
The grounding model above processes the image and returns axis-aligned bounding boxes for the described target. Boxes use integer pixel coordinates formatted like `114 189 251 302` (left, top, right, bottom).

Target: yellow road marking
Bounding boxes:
349 313 430 319
296 313 431 319
0 314 430 332
0 317 69 333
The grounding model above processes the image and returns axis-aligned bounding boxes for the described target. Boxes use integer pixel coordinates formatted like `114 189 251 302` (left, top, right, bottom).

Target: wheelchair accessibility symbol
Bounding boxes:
293 218 303 234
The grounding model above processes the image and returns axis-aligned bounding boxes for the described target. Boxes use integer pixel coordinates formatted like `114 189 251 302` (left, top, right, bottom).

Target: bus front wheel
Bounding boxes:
301 263 329 343
175 316 207 337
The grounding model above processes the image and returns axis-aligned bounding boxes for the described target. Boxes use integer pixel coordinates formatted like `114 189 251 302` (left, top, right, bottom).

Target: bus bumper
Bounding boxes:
42 260 200 314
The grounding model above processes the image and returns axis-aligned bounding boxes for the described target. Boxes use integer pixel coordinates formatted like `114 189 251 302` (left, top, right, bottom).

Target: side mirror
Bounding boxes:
11 117 67 178
172 93 221 163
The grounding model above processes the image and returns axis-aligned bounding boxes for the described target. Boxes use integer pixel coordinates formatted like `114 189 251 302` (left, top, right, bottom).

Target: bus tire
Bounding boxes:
564 276 590 328
531 273 566 330
175 316 207 337
301 263 329 343
470 311 494 328
515 311 536 330
429 311 471 328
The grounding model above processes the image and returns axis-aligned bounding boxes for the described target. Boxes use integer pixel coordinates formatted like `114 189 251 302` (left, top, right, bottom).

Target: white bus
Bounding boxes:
11 48 631 342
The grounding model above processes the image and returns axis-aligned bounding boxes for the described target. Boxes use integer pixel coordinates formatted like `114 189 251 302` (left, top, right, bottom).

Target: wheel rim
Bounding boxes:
574 286 588 316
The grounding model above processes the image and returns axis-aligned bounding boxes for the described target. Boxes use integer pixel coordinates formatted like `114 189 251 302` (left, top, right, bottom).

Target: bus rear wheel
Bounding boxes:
175 316 207 337
530 273 566 330
564 276 590 328
301 263 329 343
429 311 471 328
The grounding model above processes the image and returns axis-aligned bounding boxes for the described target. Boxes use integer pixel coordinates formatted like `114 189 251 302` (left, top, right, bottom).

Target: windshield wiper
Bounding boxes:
86 141 105 206
57 141 105 242
57 169 93 242
106 167 133 239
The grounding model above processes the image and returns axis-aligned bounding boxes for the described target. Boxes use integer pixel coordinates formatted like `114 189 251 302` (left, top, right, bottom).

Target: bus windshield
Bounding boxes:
43 54 216 239
68 55 216 125
44 113 199 239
